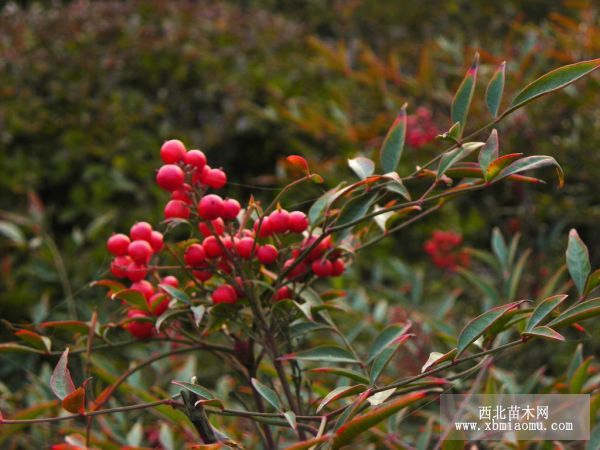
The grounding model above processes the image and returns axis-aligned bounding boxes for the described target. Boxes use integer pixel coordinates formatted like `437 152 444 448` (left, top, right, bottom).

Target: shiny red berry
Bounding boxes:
149 292 169 316
205 168 227 189
130 222 153 242
236 237 255 259
130 280 154 300
211 284 238 304
150 231 164 252
161 275 179 288
276 286 292 301
184 244 206 266
269 209 290 234
160 139 186 164
156 164 185 191
289 211 309 233
331 258 345 276
111 255 132 278
202 235 223 258
283 258 307 280
193 266 212 282
164 199 190 219
254 217 273 238
311 259 332 277
184 149 207 169
126 263 148 282
198 194 224 220
257 244 278 265
125 310 155 339
222 198 241 220
107 233 130 256
128 240 153 264
198 218 225 237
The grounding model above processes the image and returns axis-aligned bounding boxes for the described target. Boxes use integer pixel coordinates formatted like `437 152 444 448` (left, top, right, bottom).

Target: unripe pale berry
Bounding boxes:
222 198 241 220
128 240 153 264
311 259 332 277
150 231 164 252
107 233 131 256
184 244 206 266
202 235 223 258
276 286 292 301
156 164 185 191
236 237 255 259
269 209 290 234
130 280 154 300
126 263 148 282
289 211 309 233
257 244 278 265
125 310 155 339
160 139 186 164
161 275 179 288
205 168 227 189
164 199 190 219
130 222 153 242
198 194 224 220
331 258 345 276
198 218 225 237
149 292 169 316
211 284 238 304
184 149 207 169
111 255 132 278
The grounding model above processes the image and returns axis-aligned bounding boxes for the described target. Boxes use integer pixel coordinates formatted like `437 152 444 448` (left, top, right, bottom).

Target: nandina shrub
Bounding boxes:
1 56 600 449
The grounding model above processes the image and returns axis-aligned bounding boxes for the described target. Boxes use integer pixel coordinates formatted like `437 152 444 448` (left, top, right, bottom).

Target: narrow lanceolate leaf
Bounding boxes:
15 330 51 352
485 153 523 181
159 284 191 305
491 227 508 271
421 349 457 373
111 289 148 310
526 294 568 331
284 411 297 431
456 301 525 357
566 229 591 297
317 385 367 412
522 326 565 342
380 104 407 173
62 386 86 414
437 142 485 179
251 378 283 411
367 322 412 363
382 172 411 201
332 391 428 449
548 297 600 329
478 129 499 179
284 435 332 450
451 53 479 135
370 335 411 384
308 183 344 225
308 367 369 384
348 157 375 180
50 348 76 400
494 155 564 188
279 346 358 364
172 381 217 402
569 357 592 394
505 58 600 116
584 269 600 296
485 62 506 118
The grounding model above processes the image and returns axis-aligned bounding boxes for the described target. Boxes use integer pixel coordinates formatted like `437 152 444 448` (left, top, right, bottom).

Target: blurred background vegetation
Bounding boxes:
0 1 598 441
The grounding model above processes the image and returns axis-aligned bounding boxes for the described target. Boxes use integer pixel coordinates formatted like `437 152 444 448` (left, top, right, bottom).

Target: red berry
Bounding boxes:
233 276 246 296
184 149 207 169
269 209 290 234
161 275 179 288
198 194 224 220
205 168 227 189
257 244 278 265
184 244 206 266
211 284 238 304
107 233 131 256
193 266 212 282
289 211 309 233
164 199 190 219
125 310 155 339
171 188 192 204
193 164 211 185
283 258 307 280
331 258 345 276
126 263 148 282
130 280 154 300
311 259 332 277
128 240 153 264
150 231 164 252
222 198 241 220
149 293 169 316
130 222 153 242
202 235 223 258
304 235 333 262
160 139 186 164
111 255 132 278
156 164 185 191
254 217 273 238
217 259 233 274
236 237 255 259
198 218 225 237
276 286 292 301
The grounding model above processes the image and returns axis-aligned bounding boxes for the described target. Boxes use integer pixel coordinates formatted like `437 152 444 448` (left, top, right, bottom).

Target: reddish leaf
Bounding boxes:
38 321 89 334
15 330 50 352
50 348 76 400
284 435 332 450
62 387 86 414
485 153 523 181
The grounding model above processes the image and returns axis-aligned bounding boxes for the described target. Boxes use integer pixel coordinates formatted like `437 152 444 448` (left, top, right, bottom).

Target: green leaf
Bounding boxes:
478 129 499 179
348 157 375 180
369 335 410 384
50 348 76 400
587 423 600 450
0 220 25 245
279 346 358 364
367 322 411 363
569 356 592 394
491 227 508 271
111 289 148 310
332 391 428 449
506 58 600 116
289 321 329 338
566 229 591 297
567 344 584 380
251 378 283 411
548 297 600 329
0 342 43 353
172 380 216 401
379 104 407 173
451 53 479 135
438 122 461 143
284 435 332 450
283 410 297 431
126 422 143 447
584 269 600 297
15 330 51 352
493 155 564 188
456 301 524 357
308 183 344 225
457 268 500 305
421 349 457 373
155 309 187 332
485 153 523 181
382 172 411 201
485 61 506 118
437 142 484 179
159 284 192 305
307 367 369 384
317 385 367 412
522 326 565 342
526 294 568 331
159 422 175 450
334 193 377 240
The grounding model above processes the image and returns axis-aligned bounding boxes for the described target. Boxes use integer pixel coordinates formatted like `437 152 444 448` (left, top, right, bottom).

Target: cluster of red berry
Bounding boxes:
105 140 347 339
423 230 470 271
406 107 438 149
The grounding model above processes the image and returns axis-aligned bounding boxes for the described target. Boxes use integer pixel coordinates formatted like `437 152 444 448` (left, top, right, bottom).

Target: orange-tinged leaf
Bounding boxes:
15 330 50 351
284 435 332 450
317 385 367 412
485 153 523 181
62 387 85 414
